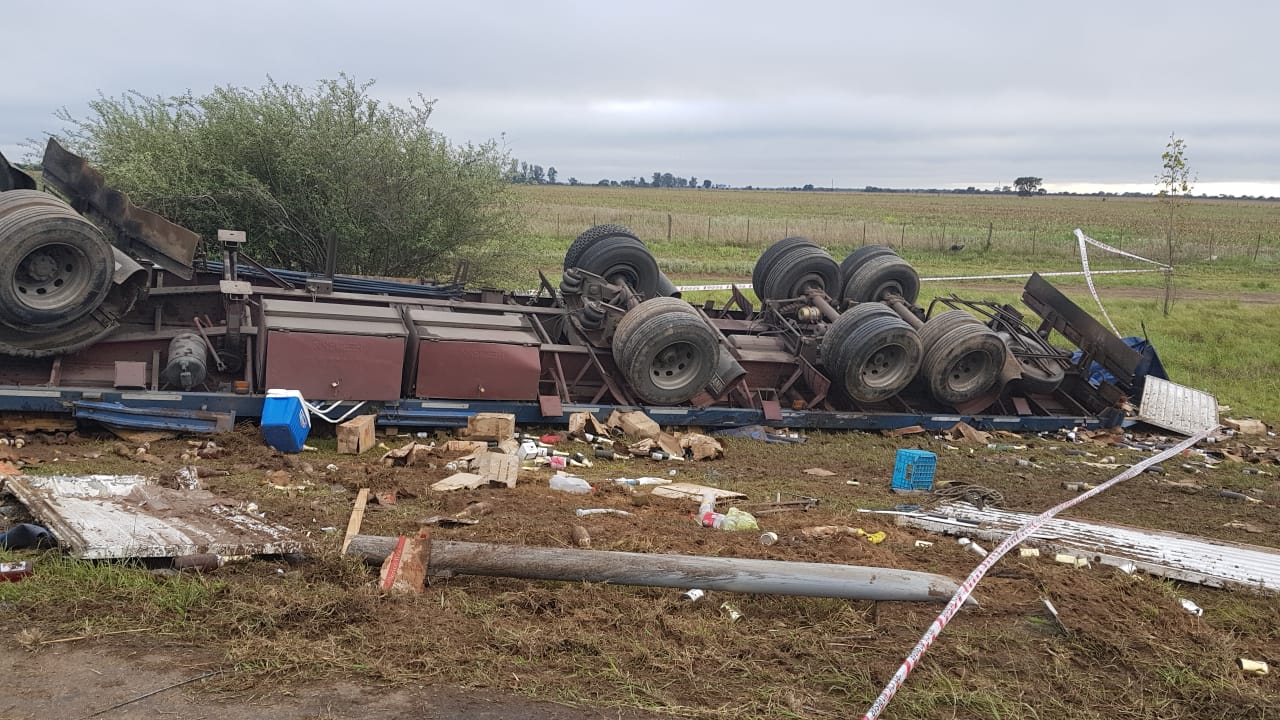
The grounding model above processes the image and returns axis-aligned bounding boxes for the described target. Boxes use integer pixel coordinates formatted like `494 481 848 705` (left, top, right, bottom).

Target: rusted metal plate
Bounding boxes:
261 298 403 325
1138 377 1219 436
4 474 300 560
1022 273 1142 385
265 331 405 400
415 341 539 400
40 139 199 279
897 502 1280 590
409 308 532 330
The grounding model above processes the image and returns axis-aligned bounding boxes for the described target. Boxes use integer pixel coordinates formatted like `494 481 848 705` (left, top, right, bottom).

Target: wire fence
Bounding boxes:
525 205 1279 265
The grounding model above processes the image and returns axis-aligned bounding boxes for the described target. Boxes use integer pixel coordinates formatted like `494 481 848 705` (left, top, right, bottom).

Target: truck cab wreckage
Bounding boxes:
0 141 1178 434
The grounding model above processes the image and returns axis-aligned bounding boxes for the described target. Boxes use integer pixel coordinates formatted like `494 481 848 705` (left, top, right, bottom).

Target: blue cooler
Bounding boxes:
261 389 311 453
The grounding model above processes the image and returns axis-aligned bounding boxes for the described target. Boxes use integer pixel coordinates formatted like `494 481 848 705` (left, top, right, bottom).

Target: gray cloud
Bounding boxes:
3 0 1276 192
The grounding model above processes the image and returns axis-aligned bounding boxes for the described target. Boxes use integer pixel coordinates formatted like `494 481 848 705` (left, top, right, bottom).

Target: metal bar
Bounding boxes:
345 537 964 603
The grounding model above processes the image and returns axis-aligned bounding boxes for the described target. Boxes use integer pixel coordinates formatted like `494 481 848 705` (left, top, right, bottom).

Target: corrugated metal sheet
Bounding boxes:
1138 377 1219 436
897 501 1280 591
4 474 300 560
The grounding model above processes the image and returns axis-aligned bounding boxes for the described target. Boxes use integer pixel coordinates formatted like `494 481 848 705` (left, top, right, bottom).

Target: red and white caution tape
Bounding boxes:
859 426 1214 720
1073 228 1171 337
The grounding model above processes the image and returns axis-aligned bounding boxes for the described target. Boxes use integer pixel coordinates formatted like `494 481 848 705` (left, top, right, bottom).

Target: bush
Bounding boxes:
52 75 525 284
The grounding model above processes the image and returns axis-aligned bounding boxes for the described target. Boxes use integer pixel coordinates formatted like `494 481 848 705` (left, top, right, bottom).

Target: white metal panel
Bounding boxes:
5 475 300 560
1138 377 1219 436
897 502 1280 591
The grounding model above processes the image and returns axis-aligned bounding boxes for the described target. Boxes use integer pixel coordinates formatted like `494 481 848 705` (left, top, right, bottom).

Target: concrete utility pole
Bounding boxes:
346 536 966 603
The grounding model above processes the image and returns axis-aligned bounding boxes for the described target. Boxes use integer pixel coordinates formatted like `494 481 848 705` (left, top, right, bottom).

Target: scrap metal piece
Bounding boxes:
72 401 234 434
5 474 300 559
897 501 1280 591
345 536 967 603
1021 272 1142 386
1137 376 1219 436
39 139 199 279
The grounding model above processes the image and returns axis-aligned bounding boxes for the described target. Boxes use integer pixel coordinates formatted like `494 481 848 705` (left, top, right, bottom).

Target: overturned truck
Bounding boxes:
0 141 1167 433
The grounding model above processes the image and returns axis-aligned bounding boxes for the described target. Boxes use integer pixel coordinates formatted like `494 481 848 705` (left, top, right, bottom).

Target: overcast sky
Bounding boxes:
4 1 1277 195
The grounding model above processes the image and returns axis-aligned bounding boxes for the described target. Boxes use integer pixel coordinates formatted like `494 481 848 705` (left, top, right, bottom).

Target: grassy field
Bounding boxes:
513 185 1280 421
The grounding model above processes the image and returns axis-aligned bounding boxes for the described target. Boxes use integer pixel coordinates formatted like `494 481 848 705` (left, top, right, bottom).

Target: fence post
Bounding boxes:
900 224 906 249
1255 234 1262 262
1031 228 1036 256
746 218 751 244
667 213 672 241
706 216 711 241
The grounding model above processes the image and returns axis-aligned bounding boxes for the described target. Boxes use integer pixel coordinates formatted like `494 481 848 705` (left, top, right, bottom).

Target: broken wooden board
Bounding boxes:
651 483 747 502
5 474 300 560
897 501 1280 591
337 415 378 454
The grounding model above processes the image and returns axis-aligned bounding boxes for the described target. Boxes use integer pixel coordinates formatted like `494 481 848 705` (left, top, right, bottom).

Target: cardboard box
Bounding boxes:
337 415 378 454
462 412 516 442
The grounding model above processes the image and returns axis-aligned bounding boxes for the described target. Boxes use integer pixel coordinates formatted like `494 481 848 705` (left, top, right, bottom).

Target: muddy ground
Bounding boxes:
1 421 1278 719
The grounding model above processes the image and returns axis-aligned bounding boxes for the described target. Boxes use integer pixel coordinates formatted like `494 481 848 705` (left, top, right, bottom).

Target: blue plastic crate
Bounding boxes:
891 449 936 491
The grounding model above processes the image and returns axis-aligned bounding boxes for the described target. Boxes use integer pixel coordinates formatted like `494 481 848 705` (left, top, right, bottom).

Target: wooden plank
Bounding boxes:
341 488 370 554
337 415 377 454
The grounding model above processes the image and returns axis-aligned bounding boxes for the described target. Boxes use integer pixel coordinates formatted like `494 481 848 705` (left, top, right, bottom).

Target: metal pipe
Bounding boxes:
808 292 841 323
346 536 966 603
888 299 924 329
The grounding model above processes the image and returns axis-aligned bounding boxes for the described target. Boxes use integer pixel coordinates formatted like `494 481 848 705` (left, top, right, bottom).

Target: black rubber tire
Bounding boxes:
752 236 818 299
921 324 1005 405
611 296 699 361
758 245 839 301
574 236 662 299
841 254 920 304
820 302 896 369
0 190 78 220
0 205 114 331
614 310 719 405
838 245 898 287
564 224 641 271
919 309 982 353
834 314 923 403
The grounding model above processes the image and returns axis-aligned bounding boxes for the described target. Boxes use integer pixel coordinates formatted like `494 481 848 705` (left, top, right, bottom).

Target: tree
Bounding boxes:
567 176 578 186
702 179 712 189
546 166 557 184
53 76 523 284
1156 132 1196 315
1014 176 1043 196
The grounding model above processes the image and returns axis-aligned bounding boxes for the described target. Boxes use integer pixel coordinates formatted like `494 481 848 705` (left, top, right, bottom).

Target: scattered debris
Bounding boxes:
549 472 593 494
1054 552 1090 568
571 525 591 548
460 412 516 442
431 473 488 491
609 410 661 441
340 488 369 554
713 425 805 443
1223 521 1265 534
680 588 705 602
944 422 991 445
680 432 724 460
1218 489 1261 503
378 532 429 593
575 508 633 517
799 526 885 544
1179 598 1204 616
0 560 34 582
650 483 747 502
1237 658 1270 676
803 468 836 476
958 537 988 557
759 531 779 546
720 602 744 622
1223 418 1267 436
380 441 438 467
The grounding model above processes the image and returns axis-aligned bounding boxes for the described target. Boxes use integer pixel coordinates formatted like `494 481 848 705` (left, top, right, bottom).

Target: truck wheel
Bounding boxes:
0 189 76 219
838 245 897 287
615 310 719 405
611 296 698 360
921 324 1005 405
820 302 896 368
841 254 920 304
835 314 922 403
0 206 114 330
752 236 817 299
574 236 662 299
919 309 982 351
564 224 641 270
758 244 839 301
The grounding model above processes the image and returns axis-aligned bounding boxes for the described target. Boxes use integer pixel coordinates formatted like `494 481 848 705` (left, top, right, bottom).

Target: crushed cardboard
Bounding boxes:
680 433 724 461
944 422 991 444
430 473 489 491
381 442 438 467
651 483 747 501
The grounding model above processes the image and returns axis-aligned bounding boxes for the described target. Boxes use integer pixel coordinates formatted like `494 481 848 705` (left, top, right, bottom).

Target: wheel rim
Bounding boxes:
858 343 911 389
947 349 997 394
13 242 93 312
650 341 705 390
789 271 827 296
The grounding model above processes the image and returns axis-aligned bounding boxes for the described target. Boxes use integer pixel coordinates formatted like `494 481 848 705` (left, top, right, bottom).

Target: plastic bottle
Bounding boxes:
549 473 593 494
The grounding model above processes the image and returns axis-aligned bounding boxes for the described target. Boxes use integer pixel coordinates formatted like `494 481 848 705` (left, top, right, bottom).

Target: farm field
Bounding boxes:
515 185 1280 422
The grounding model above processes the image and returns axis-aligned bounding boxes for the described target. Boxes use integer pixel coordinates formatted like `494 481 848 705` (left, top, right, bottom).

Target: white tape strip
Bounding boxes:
1075 229 1121 335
